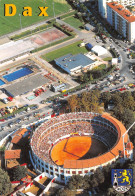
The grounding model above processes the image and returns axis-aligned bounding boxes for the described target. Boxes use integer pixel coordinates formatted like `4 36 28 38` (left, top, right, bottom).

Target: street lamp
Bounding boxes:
19 13 22 30
52 0 55 19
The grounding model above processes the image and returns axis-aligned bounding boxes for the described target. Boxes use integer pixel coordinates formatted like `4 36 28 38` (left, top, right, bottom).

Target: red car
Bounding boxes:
0 119 5 122
119 88 126 91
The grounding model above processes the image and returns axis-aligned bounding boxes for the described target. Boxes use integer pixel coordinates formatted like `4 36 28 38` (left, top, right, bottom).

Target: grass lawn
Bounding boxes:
63 15 83 29
0 0 71 36
42 41 88 61
103 57 112 61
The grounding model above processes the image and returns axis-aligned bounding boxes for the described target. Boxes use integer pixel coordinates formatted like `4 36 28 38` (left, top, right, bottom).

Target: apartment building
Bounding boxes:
107 2 135 42
98 0 135 18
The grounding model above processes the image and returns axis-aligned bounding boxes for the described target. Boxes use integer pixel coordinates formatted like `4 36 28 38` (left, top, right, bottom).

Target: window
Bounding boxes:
50 172 53 176
55 168 58 172
66 171 70 174
85 170 88 173
78 171 82 174
61 175 64 180
60 170 64 173
72 171 76 174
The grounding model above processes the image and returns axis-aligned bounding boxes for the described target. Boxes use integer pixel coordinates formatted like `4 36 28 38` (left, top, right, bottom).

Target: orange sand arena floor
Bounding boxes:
51 136 91 166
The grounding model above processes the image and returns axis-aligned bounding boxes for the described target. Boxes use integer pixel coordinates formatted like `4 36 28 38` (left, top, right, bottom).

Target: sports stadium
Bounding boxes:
29 112 133 183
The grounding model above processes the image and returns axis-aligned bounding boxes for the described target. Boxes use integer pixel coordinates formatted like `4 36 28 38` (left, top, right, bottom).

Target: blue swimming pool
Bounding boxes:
3 67 33 82
0 79 5 86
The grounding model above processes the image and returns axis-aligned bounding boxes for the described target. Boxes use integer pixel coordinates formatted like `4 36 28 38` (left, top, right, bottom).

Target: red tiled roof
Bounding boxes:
11 135 22 144
5 149 21 160
11 128 28 144
107 2 135 22
12 128 28 137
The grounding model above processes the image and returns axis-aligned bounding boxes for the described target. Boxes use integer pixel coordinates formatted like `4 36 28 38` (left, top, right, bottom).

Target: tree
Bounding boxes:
112 92 123 106
107 188 118 196
122 92 135 110
101 91 111 106
121 109 134 128
10 165 27 181
0 168 13 196
67 94 78 112
89 74 93 81
83 73 89 83
67 175 84 189
57 188 76 196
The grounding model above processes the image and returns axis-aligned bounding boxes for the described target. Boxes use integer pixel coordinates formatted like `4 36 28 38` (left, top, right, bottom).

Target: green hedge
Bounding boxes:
10 23 53 40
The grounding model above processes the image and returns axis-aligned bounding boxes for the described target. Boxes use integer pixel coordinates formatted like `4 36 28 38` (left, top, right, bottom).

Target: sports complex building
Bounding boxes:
54 53 95 75
29 112 133 183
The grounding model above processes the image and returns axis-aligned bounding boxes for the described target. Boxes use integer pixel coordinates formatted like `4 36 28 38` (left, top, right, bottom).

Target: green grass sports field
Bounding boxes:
42 41 88 62
0 0 71 36
63 15 83 30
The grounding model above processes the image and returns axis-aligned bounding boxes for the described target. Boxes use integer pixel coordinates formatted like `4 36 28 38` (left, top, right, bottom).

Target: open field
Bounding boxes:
51 136 92 166
42 41 88 61
0 0 71 36
63 15 83 29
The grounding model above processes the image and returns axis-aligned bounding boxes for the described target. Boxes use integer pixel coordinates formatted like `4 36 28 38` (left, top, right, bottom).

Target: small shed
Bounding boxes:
86 43 93 50
91 45 108 56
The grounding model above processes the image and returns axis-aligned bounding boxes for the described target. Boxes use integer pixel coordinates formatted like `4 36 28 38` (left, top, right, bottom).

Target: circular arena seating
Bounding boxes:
31 112 125 167
30 112 128 183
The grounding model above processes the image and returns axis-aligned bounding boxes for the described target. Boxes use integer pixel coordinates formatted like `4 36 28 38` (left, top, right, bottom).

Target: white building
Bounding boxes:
91 45 108 56
107 2 135 43
98 0 135 18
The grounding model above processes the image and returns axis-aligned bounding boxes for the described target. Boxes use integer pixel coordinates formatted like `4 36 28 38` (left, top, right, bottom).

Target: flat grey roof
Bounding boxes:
4 74 49 97
55 53 94 71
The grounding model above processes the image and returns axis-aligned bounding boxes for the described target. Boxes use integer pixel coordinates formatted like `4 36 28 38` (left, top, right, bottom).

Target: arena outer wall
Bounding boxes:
29 112 128 184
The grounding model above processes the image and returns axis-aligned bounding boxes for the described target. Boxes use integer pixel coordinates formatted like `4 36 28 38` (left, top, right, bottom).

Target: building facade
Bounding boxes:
107 2 135 42
98 0 135 18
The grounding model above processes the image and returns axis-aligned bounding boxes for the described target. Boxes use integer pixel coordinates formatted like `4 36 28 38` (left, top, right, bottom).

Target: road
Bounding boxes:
0 105 52 140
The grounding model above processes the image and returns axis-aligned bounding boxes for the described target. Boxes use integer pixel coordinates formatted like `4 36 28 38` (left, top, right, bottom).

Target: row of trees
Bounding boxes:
56 160 135 196
70 0 110 37
101 91 135 144
67 90 104 114
77 65 114 83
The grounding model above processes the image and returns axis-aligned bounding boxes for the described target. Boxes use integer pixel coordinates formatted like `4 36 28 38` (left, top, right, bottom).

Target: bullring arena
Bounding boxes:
30 112 132 183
